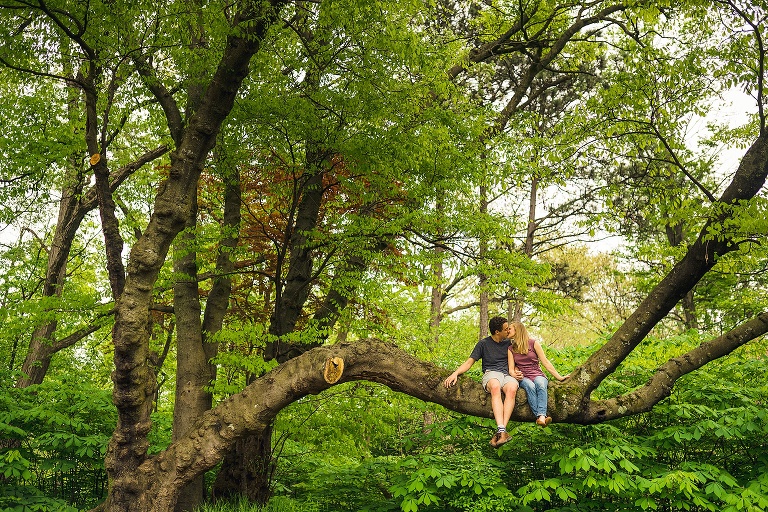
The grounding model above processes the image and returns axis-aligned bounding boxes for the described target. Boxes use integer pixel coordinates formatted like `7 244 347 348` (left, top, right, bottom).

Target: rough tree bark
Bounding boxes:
101 3 288 510
17 146 167 388
171 190 207 512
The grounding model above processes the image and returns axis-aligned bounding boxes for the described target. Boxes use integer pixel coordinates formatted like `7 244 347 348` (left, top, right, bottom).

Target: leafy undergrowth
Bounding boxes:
268 338 768 512
2 337 767 512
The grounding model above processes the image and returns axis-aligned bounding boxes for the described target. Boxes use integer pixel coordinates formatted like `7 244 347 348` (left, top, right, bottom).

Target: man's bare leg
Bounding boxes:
502 381 517 425
494 381 517 447
487 379 505 446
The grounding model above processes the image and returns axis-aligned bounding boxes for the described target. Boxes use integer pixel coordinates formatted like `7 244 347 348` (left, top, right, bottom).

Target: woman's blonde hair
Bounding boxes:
509 321 530 354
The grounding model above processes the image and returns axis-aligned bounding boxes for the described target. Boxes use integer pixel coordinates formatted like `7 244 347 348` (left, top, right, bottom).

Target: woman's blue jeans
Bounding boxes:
520 376 549 417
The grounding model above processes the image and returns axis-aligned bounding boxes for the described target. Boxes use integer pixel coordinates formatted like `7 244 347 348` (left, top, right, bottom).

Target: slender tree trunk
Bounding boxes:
267 164 325 347
18 179 86 386
510 175 538 322
430 200 445 346
18 57 89 388
430 250 444 342
17 144 167 388
479 185 489 337
219 159 327 503
665 222 698 329
314 251 371 338
175 160 241 512
83 64 127 300
202 163 241 370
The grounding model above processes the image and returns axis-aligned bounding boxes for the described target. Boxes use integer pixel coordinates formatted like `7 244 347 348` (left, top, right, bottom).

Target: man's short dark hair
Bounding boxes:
489 316 508 335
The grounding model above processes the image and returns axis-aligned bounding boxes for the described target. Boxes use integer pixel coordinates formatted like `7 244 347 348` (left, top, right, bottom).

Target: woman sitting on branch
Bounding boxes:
508 321 568 427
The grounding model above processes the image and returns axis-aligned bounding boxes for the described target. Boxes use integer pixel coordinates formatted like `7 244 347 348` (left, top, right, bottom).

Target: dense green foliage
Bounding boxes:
0 374 115 511
0 0 767 511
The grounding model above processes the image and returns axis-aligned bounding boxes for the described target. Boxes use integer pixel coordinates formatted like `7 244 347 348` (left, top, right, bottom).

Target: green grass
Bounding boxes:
195 495 321 512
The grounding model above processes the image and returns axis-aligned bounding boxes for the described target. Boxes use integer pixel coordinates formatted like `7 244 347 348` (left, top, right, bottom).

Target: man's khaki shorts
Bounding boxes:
482 371 519 392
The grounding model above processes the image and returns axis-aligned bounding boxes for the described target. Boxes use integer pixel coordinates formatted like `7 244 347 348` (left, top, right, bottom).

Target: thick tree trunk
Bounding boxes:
172 192 209 512
102 4 286 509
175 163 240 512
211 421 274 504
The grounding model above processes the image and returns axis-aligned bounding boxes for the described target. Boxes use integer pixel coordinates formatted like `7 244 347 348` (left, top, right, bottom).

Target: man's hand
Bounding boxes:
443 373 458 388
512 368 523 381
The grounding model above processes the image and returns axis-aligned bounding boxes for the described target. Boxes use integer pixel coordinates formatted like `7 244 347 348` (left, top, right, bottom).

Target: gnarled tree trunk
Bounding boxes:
101 4 288 510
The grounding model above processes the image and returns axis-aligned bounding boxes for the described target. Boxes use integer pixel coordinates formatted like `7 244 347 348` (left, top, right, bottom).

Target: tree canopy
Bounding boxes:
0 1 767 511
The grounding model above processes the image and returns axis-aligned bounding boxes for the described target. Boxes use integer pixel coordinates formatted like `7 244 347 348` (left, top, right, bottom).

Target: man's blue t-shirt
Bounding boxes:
469 336 511 374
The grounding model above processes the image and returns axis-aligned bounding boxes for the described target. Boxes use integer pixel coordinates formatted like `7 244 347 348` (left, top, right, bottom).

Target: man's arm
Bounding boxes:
443 358 476 388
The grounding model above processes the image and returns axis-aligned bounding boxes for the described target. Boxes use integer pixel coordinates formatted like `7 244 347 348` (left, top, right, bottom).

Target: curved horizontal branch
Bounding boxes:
574 134 768 395
130 310 768 511
581 311 768 423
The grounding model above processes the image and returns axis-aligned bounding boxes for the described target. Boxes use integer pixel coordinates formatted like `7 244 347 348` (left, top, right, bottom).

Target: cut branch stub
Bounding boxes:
323 356 344 384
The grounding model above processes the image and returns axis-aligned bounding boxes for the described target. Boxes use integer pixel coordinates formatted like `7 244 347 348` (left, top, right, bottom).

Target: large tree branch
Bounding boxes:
125 320 767 511
132 55 186 145
581 311 768 423
132 339 496 511
574 135 768 396
50 309 115 352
